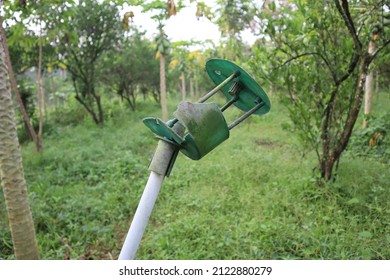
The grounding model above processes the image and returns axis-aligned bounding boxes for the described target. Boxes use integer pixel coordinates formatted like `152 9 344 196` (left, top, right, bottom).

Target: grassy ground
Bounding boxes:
0 94 389 260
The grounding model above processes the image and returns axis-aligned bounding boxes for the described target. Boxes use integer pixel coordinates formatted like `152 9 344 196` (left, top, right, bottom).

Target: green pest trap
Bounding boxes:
143 58 271 161
119 59 271 260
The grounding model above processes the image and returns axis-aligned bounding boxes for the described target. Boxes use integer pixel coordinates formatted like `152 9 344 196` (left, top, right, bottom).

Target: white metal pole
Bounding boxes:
118 171 165 260
118 122 184 260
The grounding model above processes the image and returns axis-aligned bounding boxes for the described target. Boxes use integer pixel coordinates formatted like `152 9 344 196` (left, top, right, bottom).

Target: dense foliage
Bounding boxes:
251 0 389 181
99 28 160 111
58 0 122 125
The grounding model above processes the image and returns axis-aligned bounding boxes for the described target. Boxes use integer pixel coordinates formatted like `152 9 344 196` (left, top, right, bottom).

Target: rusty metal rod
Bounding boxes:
228 101 265 130
197 71 239 103
221 96 238 112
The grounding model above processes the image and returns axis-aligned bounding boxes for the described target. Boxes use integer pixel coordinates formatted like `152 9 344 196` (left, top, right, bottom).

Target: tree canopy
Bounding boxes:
251 0 389 181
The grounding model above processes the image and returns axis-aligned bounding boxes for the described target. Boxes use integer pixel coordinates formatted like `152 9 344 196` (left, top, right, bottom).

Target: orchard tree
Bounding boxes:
170 44 205 101
214 0 255 62
155 23 171 120
99 27 160 111
135 0 184 120
2 0 74 150
0 28 39 260
362 10 390 128
252 0 389 182
0 19 38 150
58 0 121 125
215 0 254 37
170 42 191 101
1 1 42 150
186 50 205 100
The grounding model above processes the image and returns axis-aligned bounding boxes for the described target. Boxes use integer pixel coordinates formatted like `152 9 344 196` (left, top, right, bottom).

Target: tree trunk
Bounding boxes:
0 33 39 260
90 68 104 125
160 54 168 121
189 77 194 101
195 74 199 98
72 75 103 125
0 17 39 151
37 31 43 151
320 54 372 181
124 84 136 111
96 94 104 125
180 71 186 101
74 94 100 125
50 73 58 108
375 70 379 97
362 40 377 128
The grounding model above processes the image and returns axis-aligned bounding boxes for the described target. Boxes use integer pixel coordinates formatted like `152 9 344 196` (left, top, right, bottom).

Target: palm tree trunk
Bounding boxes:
375 70 379 97
37 30 43 151
160 54 168 121
180 71 186 101
0 34 39 260
195 74 199 98
189 77 194 101
362 40 377 128
0 17 39 151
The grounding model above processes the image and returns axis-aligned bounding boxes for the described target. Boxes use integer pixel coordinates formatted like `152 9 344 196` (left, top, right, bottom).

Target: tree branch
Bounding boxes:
273 51 336 82
272 52 319 70
74 94 99 124
371 38 390 61
332 0 364 86
331 56 371 161
334 0 362 50
336 52 360 86
68 47 88 81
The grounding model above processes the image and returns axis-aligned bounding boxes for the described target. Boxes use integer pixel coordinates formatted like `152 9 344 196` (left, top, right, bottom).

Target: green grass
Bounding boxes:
0 95 389 260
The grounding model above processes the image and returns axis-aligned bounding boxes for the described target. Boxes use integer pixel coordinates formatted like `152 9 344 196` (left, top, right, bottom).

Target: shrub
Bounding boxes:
348 112 390 163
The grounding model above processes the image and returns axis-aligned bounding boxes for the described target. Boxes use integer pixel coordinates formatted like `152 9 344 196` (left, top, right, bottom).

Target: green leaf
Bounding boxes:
269 2 276 12
359 231 373 239
346 197 360 205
